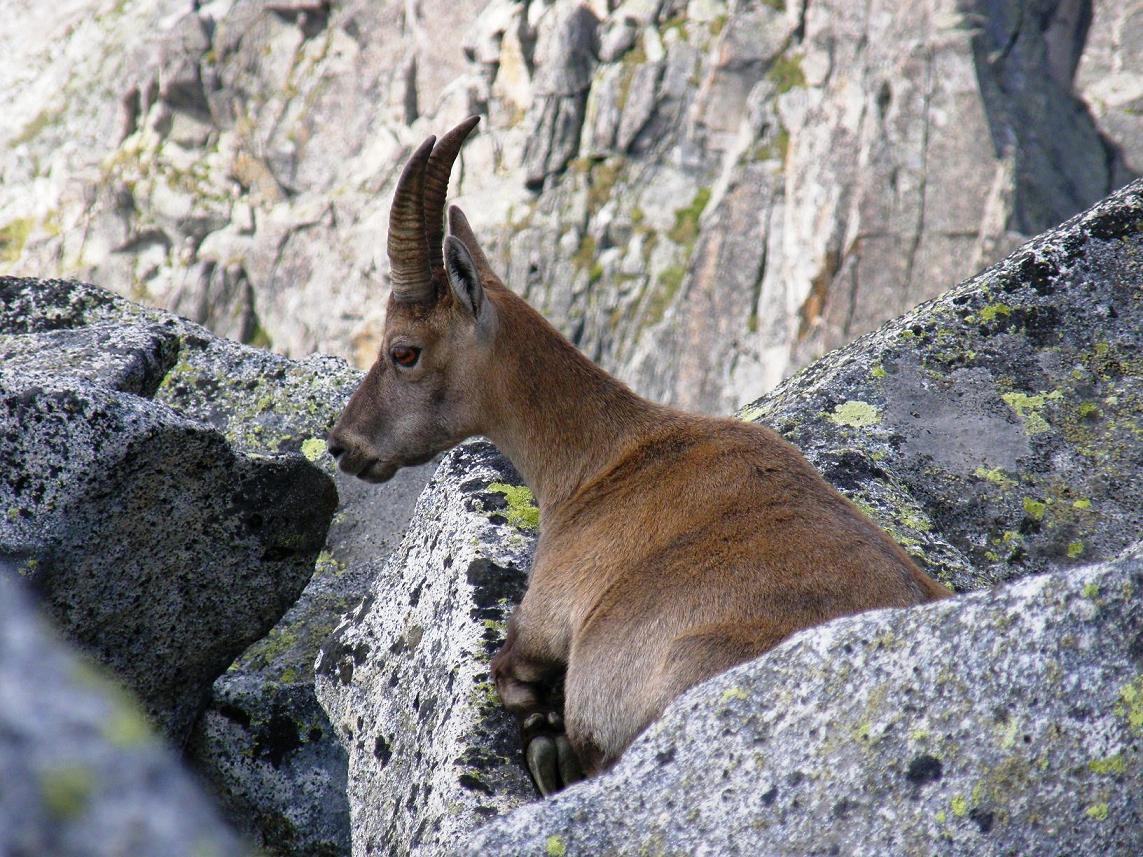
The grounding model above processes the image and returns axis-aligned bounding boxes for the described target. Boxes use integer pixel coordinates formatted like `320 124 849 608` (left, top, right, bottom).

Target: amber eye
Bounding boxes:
390 345 420 368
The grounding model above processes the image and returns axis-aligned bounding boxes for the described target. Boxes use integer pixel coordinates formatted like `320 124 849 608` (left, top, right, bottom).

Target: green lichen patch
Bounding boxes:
469 681 501 714
978 303 1013 324
314 549 346 577
1085 802 1109 821
1022 497 1046 521
767 53 806 93
588 159 625 214
546 834 568 857
1002 390 1062 435
668 188 711 246
950 794 968 817
301 437 326 462
645 265 686 327
974 467 1014 487
11 107 61 147
828 400 881 428
1088 754 1126 775
738 403 765 423
1115 676 1143 733
40 766 95 820
1067 540 1085 559
571 234 597 273
486 483 540 530
0 217 34 263
102 707 153 748
720 686 749 704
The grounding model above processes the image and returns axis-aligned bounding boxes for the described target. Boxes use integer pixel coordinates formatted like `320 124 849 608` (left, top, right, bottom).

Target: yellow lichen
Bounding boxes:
40 767 94 820
979 303 1012 323
974 466 1013 486
486 483 540 530
720 686 749 703
300 437 326 462
1115 676 1143 733
1088 755 1126 775
1001 390 1062 436
1085 802 1109 821
828 400 881 428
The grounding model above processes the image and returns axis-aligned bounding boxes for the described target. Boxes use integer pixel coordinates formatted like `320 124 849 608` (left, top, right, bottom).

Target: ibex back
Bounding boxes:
327 117 952 795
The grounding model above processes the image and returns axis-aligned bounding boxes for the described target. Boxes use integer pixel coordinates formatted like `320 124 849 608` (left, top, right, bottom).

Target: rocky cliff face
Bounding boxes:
2 0 1138 413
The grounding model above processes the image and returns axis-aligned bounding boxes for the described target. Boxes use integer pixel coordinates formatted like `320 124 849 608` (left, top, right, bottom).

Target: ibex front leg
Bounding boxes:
491 616 584 796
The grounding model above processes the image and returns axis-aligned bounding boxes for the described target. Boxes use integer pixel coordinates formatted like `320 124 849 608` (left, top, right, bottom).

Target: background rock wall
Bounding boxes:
2 0 1138 413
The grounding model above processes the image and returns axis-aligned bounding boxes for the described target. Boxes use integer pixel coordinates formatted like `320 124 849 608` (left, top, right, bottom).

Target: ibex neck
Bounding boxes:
482 293 663 513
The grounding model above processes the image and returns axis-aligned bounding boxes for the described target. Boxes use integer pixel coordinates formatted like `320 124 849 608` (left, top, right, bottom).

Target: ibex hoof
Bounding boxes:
523 712 583 796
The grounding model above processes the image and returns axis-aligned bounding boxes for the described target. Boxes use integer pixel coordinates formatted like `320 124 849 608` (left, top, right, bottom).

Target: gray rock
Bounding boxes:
523 3 600 188
0 299 337 743
467 544 1143 855
740 177 1143 592
0 276 435 855
315 441 536 856
1078 1 1143 183
0 567 246 857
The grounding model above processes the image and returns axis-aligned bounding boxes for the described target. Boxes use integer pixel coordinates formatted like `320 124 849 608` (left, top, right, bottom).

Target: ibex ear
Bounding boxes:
448 205 497 281
444 235 484 318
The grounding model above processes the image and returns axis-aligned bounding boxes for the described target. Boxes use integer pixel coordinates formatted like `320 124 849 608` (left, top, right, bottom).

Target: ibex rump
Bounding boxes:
327 117 951 795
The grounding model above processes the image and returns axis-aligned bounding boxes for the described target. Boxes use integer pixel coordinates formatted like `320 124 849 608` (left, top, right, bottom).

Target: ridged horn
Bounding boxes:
424 116 481 284
387 135 436 304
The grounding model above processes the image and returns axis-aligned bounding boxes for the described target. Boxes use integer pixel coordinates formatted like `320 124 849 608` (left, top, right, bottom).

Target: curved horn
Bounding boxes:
387 135 436 304
424 116 480 284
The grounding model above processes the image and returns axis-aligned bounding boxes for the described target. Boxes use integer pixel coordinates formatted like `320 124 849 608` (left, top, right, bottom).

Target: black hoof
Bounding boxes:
522 711 583 797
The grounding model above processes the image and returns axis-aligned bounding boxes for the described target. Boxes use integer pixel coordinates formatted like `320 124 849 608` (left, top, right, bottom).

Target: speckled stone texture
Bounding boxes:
315 440 537 856
0 568 246 857
466 545 1143 856
741 176 1143 593
0 276 434 855
0 287 338 743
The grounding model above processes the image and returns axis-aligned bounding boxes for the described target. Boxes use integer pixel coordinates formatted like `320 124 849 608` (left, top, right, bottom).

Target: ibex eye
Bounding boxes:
391 346 421 367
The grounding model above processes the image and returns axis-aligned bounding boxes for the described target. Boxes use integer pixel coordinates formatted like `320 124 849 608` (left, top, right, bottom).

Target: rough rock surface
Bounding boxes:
315 441 537 856
740 177 1143 592
2 0 1138 413
0 280 337 743
467 545 1143 855
0 276 433 855
316 176 1142 854
0 566 246 857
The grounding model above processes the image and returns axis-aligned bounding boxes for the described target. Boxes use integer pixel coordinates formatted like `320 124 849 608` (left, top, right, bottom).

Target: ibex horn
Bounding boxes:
387 135 436 304
424 115 481 285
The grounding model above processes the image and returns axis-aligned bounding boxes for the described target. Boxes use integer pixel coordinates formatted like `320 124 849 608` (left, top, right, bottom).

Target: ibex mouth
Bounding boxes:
358 460 399 484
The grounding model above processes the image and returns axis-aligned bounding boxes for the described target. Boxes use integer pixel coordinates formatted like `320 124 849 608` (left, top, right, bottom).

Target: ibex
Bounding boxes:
327 117 952 795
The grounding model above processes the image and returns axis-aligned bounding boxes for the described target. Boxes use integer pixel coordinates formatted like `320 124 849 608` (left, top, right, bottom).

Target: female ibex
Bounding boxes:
327 117 951 795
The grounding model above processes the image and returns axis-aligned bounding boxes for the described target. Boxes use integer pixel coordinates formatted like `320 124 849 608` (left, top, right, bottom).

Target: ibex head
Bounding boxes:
327 117 497 482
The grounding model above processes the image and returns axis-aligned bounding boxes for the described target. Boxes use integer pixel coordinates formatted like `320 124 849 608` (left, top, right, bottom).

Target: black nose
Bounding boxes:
327 441 346 461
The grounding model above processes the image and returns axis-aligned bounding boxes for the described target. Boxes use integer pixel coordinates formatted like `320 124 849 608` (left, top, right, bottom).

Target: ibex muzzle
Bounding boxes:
328 117 952 796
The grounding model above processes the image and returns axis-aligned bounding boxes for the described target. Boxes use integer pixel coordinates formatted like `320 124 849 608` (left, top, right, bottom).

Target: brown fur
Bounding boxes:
328 165 951 781
475 288 950 771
